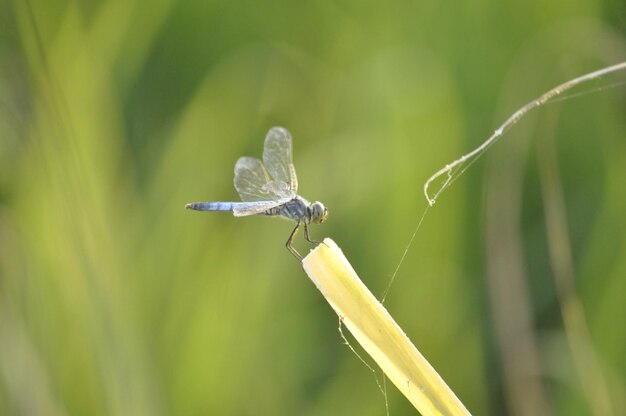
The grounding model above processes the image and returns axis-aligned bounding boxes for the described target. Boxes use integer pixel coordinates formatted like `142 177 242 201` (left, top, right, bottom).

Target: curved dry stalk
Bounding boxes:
424 62 626 206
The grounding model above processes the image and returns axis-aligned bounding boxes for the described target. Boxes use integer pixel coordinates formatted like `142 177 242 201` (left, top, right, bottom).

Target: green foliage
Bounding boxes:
0 0 624 414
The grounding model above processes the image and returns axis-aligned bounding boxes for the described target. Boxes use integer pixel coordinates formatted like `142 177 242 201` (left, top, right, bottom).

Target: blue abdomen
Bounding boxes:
186 202 234 211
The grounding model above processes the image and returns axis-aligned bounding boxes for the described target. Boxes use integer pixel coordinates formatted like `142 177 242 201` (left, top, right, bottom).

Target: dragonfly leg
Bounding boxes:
303 222 321 245
286 222 303 260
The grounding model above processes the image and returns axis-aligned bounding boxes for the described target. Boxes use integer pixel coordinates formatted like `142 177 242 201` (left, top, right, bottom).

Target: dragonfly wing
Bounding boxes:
232 199 290 217
263 127 298 194
234 156 295 202
234 156 273 201
263 180 294 198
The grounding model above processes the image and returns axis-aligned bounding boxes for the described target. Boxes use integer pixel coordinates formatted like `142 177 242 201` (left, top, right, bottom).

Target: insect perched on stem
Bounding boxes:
186 127 328 259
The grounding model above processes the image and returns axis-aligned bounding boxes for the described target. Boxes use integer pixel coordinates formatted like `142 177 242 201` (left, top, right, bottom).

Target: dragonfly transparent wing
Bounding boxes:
234 156 295 202
232 200 289 217
263 127 298 194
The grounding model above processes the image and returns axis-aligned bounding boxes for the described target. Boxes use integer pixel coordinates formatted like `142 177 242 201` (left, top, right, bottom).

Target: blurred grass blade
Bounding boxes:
303 239 470 416
538 127 614 415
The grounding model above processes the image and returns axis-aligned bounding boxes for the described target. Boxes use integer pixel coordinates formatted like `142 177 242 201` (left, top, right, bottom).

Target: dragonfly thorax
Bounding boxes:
267 197 328 225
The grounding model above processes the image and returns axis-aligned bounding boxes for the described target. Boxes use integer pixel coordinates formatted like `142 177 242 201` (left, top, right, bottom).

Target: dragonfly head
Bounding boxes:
310 201 328 224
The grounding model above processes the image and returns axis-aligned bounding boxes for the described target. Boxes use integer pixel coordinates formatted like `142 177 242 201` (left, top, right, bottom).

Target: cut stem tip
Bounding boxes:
302 238 470 416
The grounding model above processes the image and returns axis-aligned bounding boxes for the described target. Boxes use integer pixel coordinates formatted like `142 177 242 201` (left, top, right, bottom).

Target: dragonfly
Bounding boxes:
186 127 328 259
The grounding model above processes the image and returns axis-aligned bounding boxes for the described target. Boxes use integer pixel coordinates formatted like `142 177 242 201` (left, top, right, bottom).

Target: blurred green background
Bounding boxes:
1 0 625 415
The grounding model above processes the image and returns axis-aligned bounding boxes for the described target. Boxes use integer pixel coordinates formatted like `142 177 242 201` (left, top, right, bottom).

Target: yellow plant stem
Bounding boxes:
302 238 470 416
